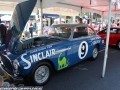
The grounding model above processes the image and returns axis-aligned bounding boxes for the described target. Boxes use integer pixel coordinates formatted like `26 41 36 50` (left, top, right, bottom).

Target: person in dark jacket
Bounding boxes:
78 18 83 24
5 29 12 50
0 19 7 45
29 20 34 37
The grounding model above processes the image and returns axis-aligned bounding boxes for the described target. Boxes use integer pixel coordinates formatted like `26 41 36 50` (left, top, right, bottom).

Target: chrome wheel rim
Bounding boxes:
34 66 49 84
93 48 98 58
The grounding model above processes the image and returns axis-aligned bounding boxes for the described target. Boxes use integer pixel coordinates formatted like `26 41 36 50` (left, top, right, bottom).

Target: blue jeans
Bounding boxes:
30 30 33 37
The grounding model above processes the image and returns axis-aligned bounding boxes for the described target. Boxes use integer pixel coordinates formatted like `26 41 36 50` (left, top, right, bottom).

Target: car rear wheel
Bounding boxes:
29 61 53 86
91 46 99 60
117 41 120 49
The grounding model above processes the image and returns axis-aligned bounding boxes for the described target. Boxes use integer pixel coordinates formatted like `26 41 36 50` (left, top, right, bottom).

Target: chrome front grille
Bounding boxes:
0 54 14 75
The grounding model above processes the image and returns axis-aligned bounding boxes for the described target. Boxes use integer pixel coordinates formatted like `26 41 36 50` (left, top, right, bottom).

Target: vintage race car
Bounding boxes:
98 27 120 49
0 0 104 86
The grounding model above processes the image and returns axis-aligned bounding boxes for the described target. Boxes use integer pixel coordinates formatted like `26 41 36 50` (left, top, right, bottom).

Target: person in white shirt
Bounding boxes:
23 21 30 38
37 19 42 36
52 19 58 25
111 21 117 27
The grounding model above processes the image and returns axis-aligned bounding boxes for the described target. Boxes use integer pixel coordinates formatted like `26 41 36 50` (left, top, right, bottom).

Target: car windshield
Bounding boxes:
48 26 72 39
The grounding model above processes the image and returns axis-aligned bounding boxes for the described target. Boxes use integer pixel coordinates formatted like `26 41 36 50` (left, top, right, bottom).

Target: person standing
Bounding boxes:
36 19 41 36
52 19 58 25
78 18 83 24
0 19 7 45
24 21 30 38
111 20 117 27
29 20 34 37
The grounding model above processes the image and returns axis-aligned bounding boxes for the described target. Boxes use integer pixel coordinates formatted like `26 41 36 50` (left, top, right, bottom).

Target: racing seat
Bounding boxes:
59 33 71 38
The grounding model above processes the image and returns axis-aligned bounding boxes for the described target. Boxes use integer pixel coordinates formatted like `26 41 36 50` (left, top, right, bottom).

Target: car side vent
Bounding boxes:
22 44 26 50
23 38 34 50
15 39 35 52
27 43 29 49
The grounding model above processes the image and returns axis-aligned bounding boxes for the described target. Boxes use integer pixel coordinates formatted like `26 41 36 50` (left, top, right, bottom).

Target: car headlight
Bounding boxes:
13 59 20 70
102 40 104 44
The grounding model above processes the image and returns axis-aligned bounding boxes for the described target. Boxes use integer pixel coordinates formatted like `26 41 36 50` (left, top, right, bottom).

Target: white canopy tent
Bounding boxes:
46 0 120 16
1 15 12 21
1 0 120 16
0 0 118 77
54 18 65 21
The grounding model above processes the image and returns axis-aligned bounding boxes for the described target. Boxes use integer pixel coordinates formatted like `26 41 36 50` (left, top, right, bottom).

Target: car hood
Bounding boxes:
8 0 37 53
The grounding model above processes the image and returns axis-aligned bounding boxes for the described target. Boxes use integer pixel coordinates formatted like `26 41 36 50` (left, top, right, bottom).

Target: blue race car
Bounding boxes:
0 0 104 86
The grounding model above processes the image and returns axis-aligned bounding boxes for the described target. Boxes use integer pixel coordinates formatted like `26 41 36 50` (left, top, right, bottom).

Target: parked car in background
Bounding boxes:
97 27 120 49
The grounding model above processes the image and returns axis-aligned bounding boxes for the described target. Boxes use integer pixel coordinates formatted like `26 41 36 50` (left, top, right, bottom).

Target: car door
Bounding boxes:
110 29 120 46
50 26 73 70
115 29 120 45
72 26 92 65
98 28 115 44
109 28 117 45
50 41 72 71
98 29 107 42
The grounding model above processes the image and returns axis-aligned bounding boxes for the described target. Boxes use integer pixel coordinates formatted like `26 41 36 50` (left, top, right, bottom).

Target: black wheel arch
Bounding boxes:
37 59 55 71
96 44 99 50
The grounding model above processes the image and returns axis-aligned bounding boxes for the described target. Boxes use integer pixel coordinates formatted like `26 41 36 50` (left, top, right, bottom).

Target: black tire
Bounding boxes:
117 41 120 49
28 61 53 86
90 46 99 61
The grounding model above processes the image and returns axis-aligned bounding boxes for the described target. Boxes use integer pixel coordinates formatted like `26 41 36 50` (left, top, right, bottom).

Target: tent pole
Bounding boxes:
81 7 83 18
38 0 43 36
101 11 104 30
102 0 112 78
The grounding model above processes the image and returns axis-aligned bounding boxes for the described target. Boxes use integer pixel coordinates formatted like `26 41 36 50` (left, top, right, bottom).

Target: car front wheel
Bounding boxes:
29 61 53 86
91 46 99 60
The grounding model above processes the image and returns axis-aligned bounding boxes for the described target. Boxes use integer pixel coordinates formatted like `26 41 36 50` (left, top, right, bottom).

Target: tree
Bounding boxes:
78 12 89 17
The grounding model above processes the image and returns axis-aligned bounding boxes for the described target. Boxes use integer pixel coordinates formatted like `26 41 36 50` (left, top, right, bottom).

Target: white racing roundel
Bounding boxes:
78 41 88 59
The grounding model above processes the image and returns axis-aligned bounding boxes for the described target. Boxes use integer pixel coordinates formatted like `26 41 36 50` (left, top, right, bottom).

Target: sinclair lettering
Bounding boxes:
21 49 56 69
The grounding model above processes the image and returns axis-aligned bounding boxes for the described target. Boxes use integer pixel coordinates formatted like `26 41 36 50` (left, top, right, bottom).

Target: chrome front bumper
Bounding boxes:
0 64 24 83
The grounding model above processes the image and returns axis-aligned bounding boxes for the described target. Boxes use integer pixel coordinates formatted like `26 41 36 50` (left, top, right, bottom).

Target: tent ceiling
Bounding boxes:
47 0 120 16
0 0 120 16
57 0 108 7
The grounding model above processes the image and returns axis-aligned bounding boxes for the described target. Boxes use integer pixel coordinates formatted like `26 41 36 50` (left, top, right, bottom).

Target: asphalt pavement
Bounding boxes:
43 46 120 90
0 46 120 90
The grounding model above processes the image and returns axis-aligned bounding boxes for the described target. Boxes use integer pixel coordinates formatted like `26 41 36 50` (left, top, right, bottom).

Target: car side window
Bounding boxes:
73 26 88 38
110 29 117 34
101 30 107 34
51 27 72 39
88 27 96 36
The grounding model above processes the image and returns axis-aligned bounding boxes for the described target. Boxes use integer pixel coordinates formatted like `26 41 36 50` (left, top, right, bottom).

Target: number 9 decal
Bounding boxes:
78 41 88 59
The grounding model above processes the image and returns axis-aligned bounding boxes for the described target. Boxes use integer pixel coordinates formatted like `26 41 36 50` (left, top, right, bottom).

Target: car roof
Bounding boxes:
102 27 120 31
52 23 88 27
